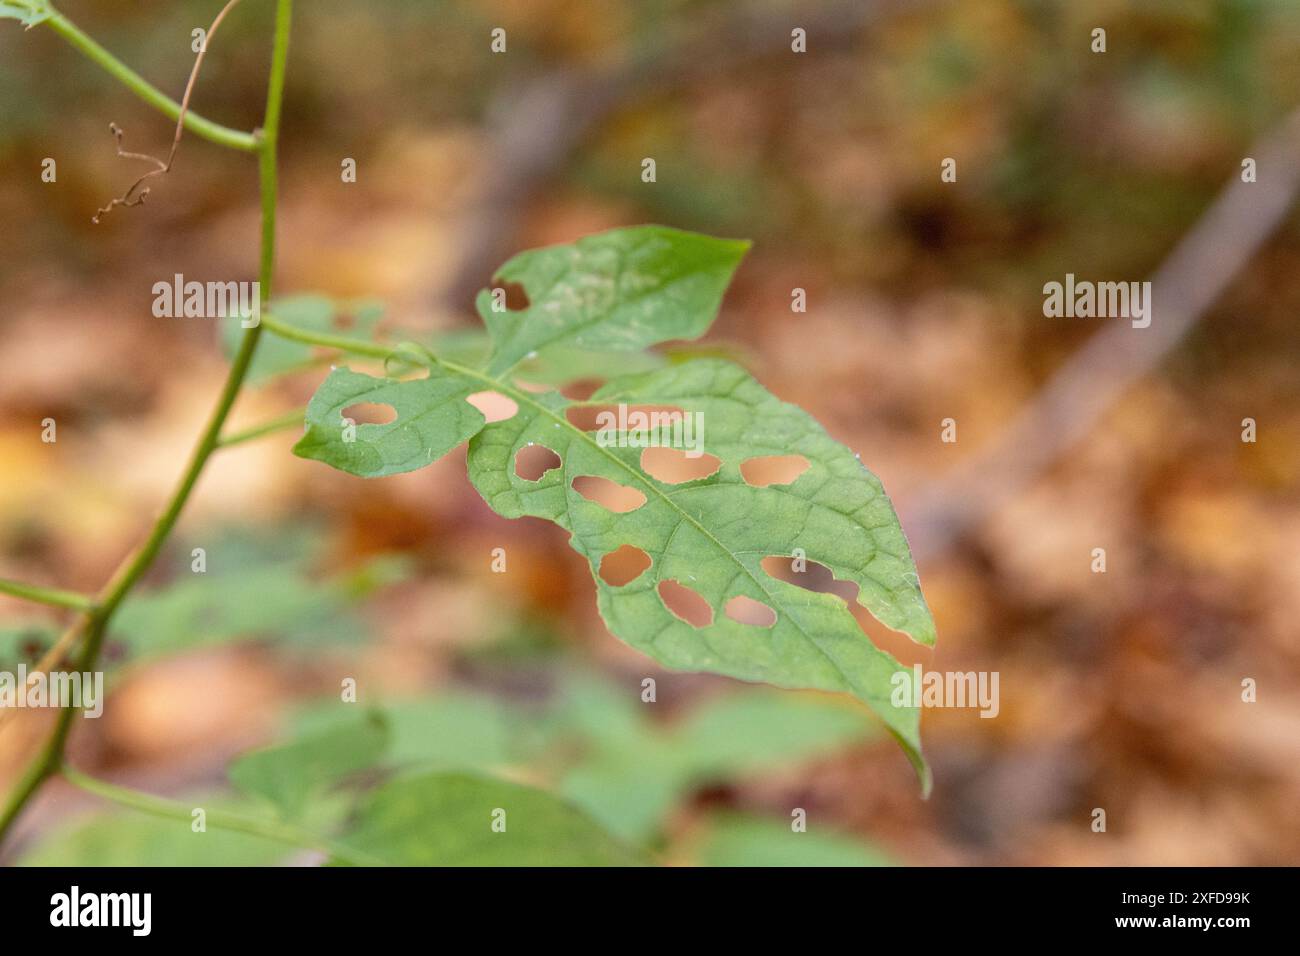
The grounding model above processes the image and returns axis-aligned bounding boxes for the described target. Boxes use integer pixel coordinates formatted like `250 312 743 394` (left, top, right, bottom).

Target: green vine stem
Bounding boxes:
44 7 259 152
215 408 307 448
0 0 293 849
0 577 96 612
60 764 383 867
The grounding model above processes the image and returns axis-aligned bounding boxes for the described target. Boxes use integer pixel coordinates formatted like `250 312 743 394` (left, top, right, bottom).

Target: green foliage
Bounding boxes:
334 771 644 866
696 815 897 867
473 225 750 376
370 697 520 767
229 710 390 821
289 225 935 780
18 666 892 866
548 674 877 841
16 796 344 867
0 527 399 675
110 527 401 665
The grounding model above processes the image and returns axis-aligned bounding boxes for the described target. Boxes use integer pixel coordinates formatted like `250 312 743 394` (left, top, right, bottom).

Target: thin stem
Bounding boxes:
260 314 394 360
217 409 305 448
43 8 259 152
259 316 513 397
257 0 293 304
61 764 383 867
0 0 294 848
0 577 96 612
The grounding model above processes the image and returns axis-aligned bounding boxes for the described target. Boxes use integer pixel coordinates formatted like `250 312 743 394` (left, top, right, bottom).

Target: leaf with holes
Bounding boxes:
291 226 747 479
476 225 751 376
465 358 935 785
289 225 934 783
293 366 487 478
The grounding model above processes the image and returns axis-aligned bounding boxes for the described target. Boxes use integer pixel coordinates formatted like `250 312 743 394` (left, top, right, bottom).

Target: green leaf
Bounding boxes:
229 710 390 821
0 1 51 28
292 365 486 478
110 527 387 665
293 693 522 771
290 226 934 780
561 757 683 847
333 771 644 866
475 225 750 376
696 814 897 867
468 358 933 784
672 690 876 776
549 674 876 841
16 794 351 867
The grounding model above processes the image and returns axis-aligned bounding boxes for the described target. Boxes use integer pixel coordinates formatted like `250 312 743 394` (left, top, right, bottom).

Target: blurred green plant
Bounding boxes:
19 667 894 866
0 525 405 675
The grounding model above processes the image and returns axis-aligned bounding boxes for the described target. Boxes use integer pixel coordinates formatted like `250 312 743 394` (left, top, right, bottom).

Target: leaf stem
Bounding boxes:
216 409 305 448
259 314 395 360
0 0 294 849
60 764 383 867
0 577 96 612
42 7 259 152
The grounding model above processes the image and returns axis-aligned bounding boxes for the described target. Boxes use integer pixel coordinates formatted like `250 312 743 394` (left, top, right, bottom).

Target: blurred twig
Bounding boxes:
905 106 1300 561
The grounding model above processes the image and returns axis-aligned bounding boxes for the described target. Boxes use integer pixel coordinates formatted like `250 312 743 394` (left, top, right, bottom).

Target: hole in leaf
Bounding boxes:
658 579 713 627
724 595 777 627
640 447 721 483
598 544 652 586
761 555 859 604
466 391 518 423
341 402 397 425
560 379 604 401
740 454 810 487
565 403 688 432
512 379 552 394
572 475 647 513
515 444 562 481
494 280 530 311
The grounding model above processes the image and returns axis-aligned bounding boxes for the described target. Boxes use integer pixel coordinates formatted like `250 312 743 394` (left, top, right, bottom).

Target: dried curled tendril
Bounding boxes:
92 0 243 224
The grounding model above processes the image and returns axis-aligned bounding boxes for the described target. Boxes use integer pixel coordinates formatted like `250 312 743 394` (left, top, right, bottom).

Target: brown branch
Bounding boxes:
92 0 244 224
